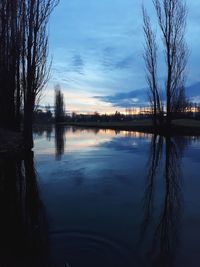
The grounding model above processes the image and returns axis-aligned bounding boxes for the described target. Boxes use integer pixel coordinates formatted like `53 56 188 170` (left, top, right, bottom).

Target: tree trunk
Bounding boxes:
24 100 34 149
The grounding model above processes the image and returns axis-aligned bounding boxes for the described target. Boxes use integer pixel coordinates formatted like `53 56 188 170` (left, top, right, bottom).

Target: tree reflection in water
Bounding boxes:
139 134 190 267
55 125 65 160
140 135 164 242
0 152 49 267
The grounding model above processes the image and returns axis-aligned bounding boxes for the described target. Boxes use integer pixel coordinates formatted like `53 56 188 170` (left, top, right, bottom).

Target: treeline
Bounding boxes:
68 109 200 123
34 106 53 124
33 102 200 125
69 111 147 123
0 0 58 148
33 85 66 124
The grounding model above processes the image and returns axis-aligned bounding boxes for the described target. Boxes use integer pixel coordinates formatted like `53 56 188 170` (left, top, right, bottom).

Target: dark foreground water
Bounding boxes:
0 126 200 267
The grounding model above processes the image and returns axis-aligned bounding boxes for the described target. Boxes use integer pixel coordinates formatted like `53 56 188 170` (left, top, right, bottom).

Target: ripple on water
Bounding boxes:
50 230 140 267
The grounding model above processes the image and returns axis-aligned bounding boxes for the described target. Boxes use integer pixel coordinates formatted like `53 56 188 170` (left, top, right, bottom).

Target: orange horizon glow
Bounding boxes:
42 88 152 115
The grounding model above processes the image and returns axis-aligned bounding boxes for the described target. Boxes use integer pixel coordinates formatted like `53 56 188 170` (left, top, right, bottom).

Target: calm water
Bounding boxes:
0 126 200 266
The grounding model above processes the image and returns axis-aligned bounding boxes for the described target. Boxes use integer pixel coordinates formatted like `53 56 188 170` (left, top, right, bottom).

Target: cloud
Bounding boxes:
46 0 200 112
115 55 135 69
95 82 200 109
95 89 149 108
42 81 200 114
101 46 136 71
186 82 200 98
71 54 84 74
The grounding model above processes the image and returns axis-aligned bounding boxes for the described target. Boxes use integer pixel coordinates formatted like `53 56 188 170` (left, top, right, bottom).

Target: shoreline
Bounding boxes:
60 119 200 136
1 119 200 154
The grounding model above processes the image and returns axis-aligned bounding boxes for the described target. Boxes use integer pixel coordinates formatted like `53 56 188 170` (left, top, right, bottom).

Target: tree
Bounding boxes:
54 84 65 123
0 0 22 129
173 86 188 115
22 0 59 148
142 7 163 127
154 0 188 125
0 0 58 148
143 0 188 127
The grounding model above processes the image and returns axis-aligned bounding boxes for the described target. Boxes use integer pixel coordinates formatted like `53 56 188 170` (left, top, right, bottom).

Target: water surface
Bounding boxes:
1 126 200 267
32 126 200 267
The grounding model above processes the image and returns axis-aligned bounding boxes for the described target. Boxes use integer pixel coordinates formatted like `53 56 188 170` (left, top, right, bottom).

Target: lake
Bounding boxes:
0 125 200 267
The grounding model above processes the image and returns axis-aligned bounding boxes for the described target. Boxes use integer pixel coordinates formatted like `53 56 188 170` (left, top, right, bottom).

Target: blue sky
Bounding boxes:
45 0 200 113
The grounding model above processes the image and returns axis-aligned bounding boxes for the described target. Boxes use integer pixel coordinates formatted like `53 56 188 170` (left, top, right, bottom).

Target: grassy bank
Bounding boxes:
63 119 200 135
171 119 200 135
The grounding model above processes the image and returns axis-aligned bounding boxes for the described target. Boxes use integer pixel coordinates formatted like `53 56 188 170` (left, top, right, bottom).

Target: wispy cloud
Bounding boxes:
71 54 84 74
45 0 200 111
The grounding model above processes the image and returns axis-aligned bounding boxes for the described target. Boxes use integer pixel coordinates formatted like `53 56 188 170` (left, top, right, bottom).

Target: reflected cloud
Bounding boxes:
34 126 153 156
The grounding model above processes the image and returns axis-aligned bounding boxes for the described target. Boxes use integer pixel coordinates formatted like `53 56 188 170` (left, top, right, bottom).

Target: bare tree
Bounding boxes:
142 7 163 127
21 0 59 148
0 0 22 129
153 0 188 126
0 0 58 148
173 85 188 115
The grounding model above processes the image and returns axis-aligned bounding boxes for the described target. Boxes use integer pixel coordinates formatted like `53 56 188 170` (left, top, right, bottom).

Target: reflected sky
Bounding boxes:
33 126 200 267
34 126 152 155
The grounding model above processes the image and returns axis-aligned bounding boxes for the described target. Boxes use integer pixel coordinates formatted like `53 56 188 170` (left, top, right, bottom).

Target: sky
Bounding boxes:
44 0 200 114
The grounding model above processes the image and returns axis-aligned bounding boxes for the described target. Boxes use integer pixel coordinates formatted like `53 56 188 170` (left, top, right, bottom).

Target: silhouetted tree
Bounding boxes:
0 0 58 148
22 0 59 148
143 0 188 126
55 84 65 123
0 1 22 129
173 87 188 115
142 7 163 127
155 0 188 125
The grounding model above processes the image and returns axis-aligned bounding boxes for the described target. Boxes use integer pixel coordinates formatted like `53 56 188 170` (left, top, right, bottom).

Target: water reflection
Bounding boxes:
139 135 190 266
0 152 48 267
140 135 163 239
33 124 53 141
33 126 200 266
55 125 66 160
34 125 153 157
